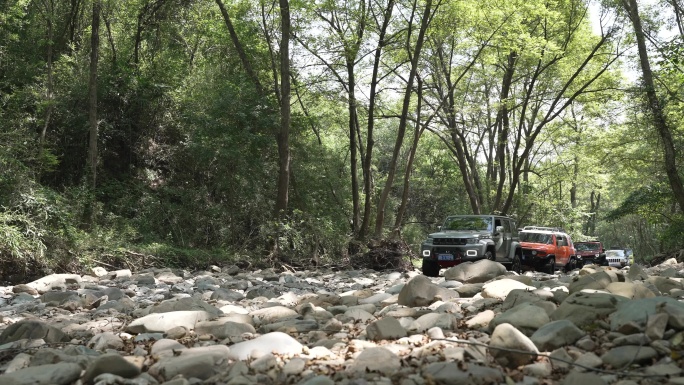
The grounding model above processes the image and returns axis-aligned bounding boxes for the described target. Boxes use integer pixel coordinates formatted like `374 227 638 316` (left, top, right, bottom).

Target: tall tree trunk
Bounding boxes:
393 78 425 236
275 0 291 217
374 0 433 237
492 51 517 212
623 0 684 212
360 0 394 239
38 0 54 163
216 0 265 96
348 60 360 235
87 0 100 190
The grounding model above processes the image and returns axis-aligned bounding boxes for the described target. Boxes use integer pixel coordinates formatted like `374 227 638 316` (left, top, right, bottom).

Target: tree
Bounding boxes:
275 0 291 217
621 0 684 212
374 0 436 237
87 0 101 191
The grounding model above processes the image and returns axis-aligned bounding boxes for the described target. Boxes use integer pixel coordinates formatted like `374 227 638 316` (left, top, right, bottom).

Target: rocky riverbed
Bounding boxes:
1 258 684 385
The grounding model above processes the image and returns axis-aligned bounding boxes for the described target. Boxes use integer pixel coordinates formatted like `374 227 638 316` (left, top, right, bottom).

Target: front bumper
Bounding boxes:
520 251 553 268
607 258 628 268
578 254 607 266
421 244 487 266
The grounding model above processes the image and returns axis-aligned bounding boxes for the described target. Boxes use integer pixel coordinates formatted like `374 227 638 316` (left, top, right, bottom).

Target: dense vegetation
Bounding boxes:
1 0 684 280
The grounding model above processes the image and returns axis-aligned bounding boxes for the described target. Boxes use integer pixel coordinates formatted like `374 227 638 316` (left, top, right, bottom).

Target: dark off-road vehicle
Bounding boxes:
420 215 523 277
575 241 607 267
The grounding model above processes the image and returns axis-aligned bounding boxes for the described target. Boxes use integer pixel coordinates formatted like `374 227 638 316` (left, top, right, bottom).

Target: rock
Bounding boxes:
0 362 81 385
125 310 214 333
444 259 507 283
148 350 225 381
645 313 669 340
604 282 655 299
466 310 495 329
609 297 683 332
347 347 400 375
481 279 535 301
489 302 550 336
530 320 586 351
489 323 538 368
366 317 407 341
87 332 124 351
600 346 658 368
397 275 458 307
82 353 141 384
147 297 222 317
423 362 504 385
568 271 620 293
228 331 303 360
210 288 245 301
0 320 69 344
501 289 553 311
25 274 83 294
551 292 623 327
196 320 256 340
561 372 607 385
409 313 459 332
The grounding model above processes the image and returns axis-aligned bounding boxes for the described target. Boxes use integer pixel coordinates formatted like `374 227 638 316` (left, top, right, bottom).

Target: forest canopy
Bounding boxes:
1 0 684 278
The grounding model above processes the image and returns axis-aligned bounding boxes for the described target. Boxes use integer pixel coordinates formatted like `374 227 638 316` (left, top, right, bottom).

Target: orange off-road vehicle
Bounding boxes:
519 226 577 274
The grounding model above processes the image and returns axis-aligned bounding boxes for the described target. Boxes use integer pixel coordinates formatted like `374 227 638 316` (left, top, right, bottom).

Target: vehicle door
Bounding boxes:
555 234 571 265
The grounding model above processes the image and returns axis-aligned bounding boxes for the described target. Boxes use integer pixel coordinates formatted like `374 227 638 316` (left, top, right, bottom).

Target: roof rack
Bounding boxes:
522 225 565 232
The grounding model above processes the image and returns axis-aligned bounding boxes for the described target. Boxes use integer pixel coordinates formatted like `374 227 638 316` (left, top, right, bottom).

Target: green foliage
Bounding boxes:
261 209 348 267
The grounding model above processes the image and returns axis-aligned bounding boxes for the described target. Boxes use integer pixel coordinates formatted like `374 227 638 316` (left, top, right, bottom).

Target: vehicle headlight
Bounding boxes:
466 238 479 244
531 250 537 255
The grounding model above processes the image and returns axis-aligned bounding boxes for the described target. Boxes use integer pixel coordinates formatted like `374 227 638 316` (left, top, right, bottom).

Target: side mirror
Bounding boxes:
438 226 442 231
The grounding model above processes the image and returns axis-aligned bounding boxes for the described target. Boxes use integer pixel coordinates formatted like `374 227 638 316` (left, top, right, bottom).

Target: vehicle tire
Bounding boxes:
544 258 556 274
565 257 577 273
509 254 522 274
422 260 440 277
485 250 495 261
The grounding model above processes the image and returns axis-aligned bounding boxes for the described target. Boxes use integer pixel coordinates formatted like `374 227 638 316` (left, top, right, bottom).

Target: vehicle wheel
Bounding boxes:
485 251 495 261
509 254 522 274
544 258 556 274
565 257 577 273
422 260 440 277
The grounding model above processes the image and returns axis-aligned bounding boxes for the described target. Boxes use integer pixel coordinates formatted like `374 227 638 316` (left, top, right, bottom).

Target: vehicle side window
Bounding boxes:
557 235 566 247
509 220 518 235
502 219 511 233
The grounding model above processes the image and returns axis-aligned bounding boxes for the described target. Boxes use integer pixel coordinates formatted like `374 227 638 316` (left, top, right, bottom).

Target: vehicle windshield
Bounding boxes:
442 216 492 231
606 250 626 258
519 232 552 244
576 243 600 251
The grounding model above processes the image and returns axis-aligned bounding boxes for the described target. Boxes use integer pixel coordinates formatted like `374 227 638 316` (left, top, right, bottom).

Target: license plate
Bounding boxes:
438 254 454 261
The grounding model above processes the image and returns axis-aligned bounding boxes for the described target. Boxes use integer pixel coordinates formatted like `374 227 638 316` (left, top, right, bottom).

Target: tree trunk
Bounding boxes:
87 0 100 190
374 0 433 237
623 0 684 212
216 0 265 96
38 0 54 163
492 51 517 212
348 60 360 235
393 78 425 236
360 0 394 239
275 0 291 217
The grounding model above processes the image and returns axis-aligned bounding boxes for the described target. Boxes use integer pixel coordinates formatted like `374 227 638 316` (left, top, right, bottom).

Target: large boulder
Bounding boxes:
397 275 458 307
444 260 507 283
551 292 624 327
481 279 535 301
0 320 69 344
488 323 538 368
568 271 621 294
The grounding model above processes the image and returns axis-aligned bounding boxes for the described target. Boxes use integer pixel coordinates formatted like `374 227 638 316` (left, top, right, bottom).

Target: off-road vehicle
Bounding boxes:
575 241 607 267
420 215 522 277
519 226 577 274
